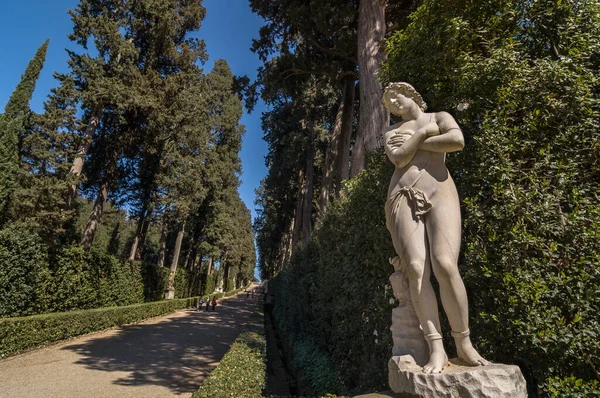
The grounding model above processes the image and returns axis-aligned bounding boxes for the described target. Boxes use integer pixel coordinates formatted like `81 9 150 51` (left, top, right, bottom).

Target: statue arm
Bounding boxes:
384 128 428 168
419 112 465 153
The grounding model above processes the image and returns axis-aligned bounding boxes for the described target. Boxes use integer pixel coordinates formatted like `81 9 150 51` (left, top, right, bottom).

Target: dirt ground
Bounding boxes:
0 284 262 398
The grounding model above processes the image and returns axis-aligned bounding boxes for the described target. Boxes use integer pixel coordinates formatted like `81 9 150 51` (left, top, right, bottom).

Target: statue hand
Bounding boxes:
387 130 413 148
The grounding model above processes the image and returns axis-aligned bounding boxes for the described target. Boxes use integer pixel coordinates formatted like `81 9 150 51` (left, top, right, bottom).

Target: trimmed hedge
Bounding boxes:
192 331 266 398
0 225 51 317
0 284 251 359
192 294 265 398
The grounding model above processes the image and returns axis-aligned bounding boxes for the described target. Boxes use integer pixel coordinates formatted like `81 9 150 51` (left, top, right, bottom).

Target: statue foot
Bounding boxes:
422 351 448 374
453 329 489 366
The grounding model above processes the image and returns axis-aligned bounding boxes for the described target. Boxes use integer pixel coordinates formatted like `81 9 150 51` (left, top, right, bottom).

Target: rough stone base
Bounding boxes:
388 355 527 398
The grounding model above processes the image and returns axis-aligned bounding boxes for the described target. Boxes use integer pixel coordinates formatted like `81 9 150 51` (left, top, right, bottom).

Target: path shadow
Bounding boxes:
61 290 261 395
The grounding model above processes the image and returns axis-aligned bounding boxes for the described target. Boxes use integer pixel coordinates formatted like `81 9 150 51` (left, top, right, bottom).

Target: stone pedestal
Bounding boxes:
388 355 527 398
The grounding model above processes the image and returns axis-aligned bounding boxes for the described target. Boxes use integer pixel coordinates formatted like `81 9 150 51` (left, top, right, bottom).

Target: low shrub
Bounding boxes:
193 295 265 398
0 296 201 358
0 283 251 358
192 331 266 398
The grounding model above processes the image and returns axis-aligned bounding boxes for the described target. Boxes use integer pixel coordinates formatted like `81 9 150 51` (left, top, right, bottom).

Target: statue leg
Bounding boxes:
389 198 448 373
426 184 488 366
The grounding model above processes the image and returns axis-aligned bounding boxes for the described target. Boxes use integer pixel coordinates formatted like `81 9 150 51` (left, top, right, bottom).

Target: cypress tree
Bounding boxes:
0 39 49 221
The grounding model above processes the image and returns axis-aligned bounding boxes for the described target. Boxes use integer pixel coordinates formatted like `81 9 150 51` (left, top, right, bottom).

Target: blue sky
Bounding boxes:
0 0 268 238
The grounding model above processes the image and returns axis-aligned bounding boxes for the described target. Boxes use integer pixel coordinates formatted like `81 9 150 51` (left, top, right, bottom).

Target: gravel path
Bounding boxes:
0 284 262 398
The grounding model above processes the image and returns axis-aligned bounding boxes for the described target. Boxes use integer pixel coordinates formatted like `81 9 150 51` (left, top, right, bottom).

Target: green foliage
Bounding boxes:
174 267 191 299
0 285 248 360
291 338 343 396
381 0 600 393
546 376 600 397
192 332 266 398
225 277 235 292
90 251 144 306
269 154 396 394
140 261 169 301
0 39 49 221
0 225 51 317
0 0 255 323
0 296 203 359
50 246 143 312
203 271 216 295
193 297 265 398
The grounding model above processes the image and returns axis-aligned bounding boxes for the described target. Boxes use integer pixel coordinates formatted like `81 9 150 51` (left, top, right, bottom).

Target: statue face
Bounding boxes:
385 92 415 116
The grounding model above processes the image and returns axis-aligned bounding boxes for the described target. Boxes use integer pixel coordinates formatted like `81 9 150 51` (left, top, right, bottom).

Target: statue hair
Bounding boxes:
383 82 428 112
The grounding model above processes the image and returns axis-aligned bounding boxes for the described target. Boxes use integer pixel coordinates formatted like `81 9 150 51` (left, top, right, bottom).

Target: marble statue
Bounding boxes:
382 82 488 374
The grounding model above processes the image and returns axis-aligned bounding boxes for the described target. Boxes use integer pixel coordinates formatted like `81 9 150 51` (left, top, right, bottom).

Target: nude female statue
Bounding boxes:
383 82 488 374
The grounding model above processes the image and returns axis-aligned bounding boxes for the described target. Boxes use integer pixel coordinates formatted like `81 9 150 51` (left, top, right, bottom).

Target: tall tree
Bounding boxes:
0 39 49 222
163 59 245 299
350 0 388 177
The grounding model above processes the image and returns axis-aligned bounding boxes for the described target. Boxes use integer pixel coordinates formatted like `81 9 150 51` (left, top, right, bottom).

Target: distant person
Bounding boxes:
206 297 210 312
246 290 250 299
211 297 217 312
197 298 204 311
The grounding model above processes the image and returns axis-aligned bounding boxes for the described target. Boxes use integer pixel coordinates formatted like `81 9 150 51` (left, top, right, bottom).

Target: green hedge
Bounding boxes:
269 155 394 395
0 225 51 317
0 284 251 359
192 331 266 398
0 297 199 358
193 292 265 398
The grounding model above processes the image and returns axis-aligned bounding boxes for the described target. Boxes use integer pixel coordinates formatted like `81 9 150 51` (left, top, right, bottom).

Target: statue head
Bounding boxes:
383 82 427 115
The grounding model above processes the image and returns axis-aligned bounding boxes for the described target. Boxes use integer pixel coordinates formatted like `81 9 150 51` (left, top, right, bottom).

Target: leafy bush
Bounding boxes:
545 376 600 398
90 251 144 307
225 277 234 292
174 267 191 299
382 0 600 393
269 154 396 395
203 272 216 295
268 0 600 395
193 298 265 398
0 225 51 317
140 260 169 301
49 246 144 311
0 296 202 358
192 331 266 398
0 282 250 358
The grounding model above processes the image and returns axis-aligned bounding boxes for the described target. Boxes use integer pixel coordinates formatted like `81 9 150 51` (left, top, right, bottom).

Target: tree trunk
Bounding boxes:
188 250 202 296
65 107 103 207
317 90 345 225
157 218 167 268
291 168 306 256
223 264 230 290
166 219 186 299
283 219 294 266
81 181 109 251
128 203 153 261
350 0 388 178
301 119 316 243
207 257 214 275
335 76 356 192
